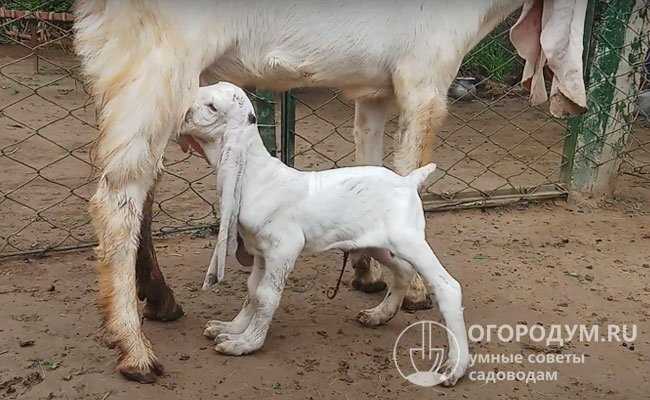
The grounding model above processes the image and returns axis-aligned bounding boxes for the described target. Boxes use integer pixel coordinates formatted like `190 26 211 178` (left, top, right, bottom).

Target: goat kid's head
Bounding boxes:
179 81 257 165
179 82 258 289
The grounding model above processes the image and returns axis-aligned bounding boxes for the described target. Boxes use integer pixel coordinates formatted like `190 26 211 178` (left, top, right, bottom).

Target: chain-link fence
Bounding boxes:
1 1 648 258
0 2 277 257
283 3 649 210
619 46 650 184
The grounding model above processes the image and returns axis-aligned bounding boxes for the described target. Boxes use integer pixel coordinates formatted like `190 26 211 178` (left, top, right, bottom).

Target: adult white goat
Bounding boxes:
180 82 468 385
74 0 586 383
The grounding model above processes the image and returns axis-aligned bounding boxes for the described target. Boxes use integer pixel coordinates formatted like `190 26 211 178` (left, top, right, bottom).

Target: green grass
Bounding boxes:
462 31 520 83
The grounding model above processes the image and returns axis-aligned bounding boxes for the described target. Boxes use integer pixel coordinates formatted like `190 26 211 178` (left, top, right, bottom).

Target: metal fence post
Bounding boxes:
560 0 597 184
281 91 295 166
566 0 649 198
254 90 277 156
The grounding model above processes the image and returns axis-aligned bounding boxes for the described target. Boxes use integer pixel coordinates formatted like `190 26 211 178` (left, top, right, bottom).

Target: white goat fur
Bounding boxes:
73 0 523 382
181 82 469 385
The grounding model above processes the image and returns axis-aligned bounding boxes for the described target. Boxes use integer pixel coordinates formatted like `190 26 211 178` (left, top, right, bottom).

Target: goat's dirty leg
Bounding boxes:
75 1 200 381
351 256 386 293
350 97 389 293
136 187 184 322
83 64 197 384
357 255 414 327
392 68 453 310
92 169 163 384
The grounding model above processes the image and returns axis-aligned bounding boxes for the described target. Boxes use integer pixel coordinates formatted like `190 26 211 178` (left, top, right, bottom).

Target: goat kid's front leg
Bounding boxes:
204 256 264 338
136 186 184 322
215 245 301 356
350 97 389 294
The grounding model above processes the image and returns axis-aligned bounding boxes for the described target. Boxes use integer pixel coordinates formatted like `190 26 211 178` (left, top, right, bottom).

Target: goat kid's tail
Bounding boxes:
407 163 437 191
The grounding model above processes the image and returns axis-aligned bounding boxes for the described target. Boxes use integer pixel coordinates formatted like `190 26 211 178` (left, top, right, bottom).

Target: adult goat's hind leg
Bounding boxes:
350 97 389 294
136 186 184 322
392 64 455 310
357 252 414 327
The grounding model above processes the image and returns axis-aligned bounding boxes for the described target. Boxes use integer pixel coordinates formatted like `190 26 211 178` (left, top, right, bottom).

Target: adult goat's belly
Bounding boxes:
204 50 393 94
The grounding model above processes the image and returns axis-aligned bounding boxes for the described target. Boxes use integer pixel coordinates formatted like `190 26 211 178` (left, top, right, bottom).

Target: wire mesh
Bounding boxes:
0 1 647 258
286 14 571 209
0 2 276 257
619 46 650 183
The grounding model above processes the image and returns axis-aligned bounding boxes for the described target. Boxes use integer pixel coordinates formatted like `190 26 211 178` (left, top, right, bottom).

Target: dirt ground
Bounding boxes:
1 188 649 399
2 45 650 399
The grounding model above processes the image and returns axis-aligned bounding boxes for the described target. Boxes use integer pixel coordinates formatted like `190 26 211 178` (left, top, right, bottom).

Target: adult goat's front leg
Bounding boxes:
92 166 162 383
350 97 389 294
86 61 197 383
136 186 184 322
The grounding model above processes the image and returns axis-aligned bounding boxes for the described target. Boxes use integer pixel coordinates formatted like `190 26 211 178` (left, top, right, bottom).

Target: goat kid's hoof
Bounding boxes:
351 278 387 294
143 301 184 322
118 360 164 384
401 294 433 311
356 309 386 327
203 323 220 340
204 320 234 339
439 359 466 387
214 338 256 356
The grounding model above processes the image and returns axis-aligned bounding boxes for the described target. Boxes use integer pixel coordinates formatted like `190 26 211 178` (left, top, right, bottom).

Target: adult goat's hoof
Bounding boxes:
401 294 433 311
143 300 184 322
356 309 388 327
351 279 387 293
118 360 163 384
351 256 386 293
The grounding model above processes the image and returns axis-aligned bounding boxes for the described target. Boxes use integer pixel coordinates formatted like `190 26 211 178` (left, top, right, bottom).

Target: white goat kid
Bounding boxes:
180 82 469 385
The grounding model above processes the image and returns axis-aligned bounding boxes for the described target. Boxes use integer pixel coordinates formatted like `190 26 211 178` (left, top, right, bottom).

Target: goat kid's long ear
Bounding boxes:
202 126 251 289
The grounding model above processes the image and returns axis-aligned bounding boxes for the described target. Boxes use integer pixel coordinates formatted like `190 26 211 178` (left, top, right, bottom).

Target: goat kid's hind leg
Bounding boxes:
350 97 389 294
204 256 264 339
392 63 454 310
215 241 302 356
395 239 469 386
357 253 414 327
136 185 184 322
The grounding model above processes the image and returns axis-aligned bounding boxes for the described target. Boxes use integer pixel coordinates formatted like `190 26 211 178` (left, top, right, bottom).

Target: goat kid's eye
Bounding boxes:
208 103 218 112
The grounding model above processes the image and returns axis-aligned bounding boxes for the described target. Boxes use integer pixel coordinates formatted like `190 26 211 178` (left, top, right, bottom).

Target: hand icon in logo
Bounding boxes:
394 321 459 387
